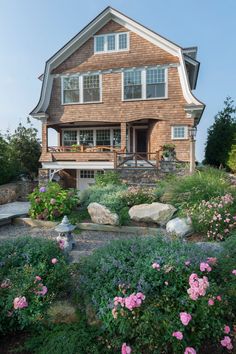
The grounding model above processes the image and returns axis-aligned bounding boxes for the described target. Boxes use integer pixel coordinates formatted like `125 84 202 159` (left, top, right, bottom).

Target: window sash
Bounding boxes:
96 129 111 146
113 129 121 147
123 67 167 100
94 32 128 53
63 130 78 146
172 126 187 139
83 75 100 102
63 77 80 103
79 130 94 146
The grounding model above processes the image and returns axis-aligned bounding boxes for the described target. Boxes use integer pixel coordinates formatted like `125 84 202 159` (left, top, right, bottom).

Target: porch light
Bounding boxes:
55 215 76 252
189 127 197 140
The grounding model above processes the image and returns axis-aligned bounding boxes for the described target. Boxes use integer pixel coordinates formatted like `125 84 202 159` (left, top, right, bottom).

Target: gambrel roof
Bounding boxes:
30 6 204 119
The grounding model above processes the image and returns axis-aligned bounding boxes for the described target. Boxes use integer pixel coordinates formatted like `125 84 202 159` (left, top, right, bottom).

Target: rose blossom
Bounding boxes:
51 258 58 264
208 298 214 306
35 276 42 281
207 257 217 265
36 285 48 296
216 295 222 301
121 343 132 354
152 262 160 270
185 261 191 266
13 296 28 309
224 325 231 334
172 331 183 340
184 347 196 354
221 336 233 350
180 312 192 326
200 262 212 272
232 269 236 275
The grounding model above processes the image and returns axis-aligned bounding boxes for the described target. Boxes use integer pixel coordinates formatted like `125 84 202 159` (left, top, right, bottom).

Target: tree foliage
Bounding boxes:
227 133 236 172
0 119 41 185
204 97 236 168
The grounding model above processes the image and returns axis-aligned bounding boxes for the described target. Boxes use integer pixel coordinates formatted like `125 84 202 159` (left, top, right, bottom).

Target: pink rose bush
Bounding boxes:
188 193 236 240
180 312 192 326
112 292 145 319
187 273 209 300
221 336 233 350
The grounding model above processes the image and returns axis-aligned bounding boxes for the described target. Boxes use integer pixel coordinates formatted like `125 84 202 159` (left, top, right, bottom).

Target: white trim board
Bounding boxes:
42 161 114 169
30 7 204 118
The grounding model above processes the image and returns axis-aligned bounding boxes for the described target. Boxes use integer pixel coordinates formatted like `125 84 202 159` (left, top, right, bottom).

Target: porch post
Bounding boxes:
190 138 196 174
121 122 127 151
42 121 48 154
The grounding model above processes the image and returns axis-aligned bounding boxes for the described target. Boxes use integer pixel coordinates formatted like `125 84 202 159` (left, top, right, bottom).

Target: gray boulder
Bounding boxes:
129 202 176 225
166 217 193 238
88 202 119 226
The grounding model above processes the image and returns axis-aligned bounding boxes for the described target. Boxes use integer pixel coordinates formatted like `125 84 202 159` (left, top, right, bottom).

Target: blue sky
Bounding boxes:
0 0 235 161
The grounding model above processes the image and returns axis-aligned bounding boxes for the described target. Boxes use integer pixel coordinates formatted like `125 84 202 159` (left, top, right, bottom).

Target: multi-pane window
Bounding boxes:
123 67 167 100
113 129 121 147
124 70 142 100
118 33 127 50
96 129 111 146
63 130 77 146
146 68 166 98
83 75 100 102
107 34 116 51
79 130 94 146
63 77 80 103
94 32 129 53
171 126 188 140
95 36 105 52
80 170 95 178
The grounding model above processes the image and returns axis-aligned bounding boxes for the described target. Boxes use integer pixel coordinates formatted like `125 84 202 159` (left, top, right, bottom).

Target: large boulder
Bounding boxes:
166 217 193 238
129 202 176 225
87 202 119 226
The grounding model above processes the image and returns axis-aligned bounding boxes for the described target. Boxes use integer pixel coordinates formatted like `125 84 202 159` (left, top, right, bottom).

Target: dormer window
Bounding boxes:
94 32 129 53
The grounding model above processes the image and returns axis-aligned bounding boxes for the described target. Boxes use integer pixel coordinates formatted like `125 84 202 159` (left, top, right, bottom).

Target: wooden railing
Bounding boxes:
114 152 161 169
48 145 125 153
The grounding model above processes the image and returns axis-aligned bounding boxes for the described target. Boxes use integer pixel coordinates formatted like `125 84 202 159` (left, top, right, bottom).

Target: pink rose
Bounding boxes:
208 298 214 306
36 285 48 296
232 269 236 275
200 262 212 272
172 331 183 340
152 262 160 270
13 296 28 309
184 347 196 354
51 258 58 264
185 261 191 266
207 257 217 265
121 343 132 354
35 276 42 281
221 336 233 350
180 312 192 326
216 295 222 301
224 325 231 334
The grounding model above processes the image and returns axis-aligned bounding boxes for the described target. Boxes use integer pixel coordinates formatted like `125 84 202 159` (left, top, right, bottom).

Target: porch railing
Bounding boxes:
114 151 162 169
48 145 125 153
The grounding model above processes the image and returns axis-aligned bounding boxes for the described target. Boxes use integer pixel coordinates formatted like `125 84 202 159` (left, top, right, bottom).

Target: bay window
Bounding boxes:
123 67 167 100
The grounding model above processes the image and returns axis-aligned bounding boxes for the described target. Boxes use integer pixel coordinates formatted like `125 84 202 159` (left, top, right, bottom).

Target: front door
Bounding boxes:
136 129 147 155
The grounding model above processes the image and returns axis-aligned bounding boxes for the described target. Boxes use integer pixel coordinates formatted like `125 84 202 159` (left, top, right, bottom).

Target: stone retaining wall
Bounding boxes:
0 181 37 205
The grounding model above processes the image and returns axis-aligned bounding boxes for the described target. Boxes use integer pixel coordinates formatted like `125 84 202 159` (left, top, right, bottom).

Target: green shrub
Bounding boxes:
23 321 104 354
187 193 236 240
156 167 231 211
0 237 71 334
29 182 78 221
95 171 122 186
78 237 235 353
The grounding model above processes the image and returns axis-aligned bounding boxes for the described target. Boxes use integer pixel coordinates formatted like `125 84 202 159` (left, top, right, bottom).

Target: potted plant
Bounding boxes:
71 144 81 152
162 143 176 161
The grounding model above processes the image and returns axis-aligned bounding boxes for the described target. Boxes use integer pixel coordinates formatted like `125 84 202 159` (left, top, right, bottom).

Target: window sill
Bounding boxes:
61 101 103 106
122 97 168 102
171 138 189 141
94 49 130 55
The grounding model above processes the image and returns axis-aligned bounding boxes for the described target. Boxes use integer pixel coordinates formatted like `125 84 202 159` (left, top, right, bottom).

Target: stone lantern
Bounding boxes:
55 215 76 252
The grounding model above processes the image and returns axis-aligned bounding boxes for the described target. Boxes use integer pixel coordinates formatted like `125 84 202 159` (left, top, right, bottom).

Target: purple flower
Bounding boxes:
39 186 46 193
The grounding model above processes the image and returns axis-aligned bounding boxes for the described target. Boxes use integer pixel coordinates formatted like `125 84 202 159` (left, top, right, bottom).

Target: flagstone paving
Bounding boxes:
0 202 30 225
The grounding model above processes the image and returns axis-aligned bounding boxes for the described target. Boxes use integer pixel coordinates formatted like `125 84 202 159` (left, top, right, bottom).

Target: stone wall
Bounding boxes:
0 181 37 205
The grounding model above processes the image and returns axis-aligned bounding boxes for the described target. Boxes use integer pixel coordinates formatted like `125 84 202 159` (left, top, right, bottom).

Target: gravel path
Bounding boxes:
0 223 143 257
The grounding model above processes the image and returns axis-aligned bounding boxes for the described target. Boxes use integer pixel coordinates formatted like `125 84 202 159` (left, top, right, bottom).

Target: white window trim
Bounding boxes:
94 32 130 54
61 73 102 105
171 125 188 140
62 126 125 147
122 66 168 101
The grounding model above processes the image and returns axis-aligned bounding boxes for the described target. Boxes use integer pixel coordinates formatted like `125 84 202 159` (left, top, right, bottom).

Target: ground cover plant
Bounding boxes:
0 236 71 334
78 237 236 353
29 182 78 221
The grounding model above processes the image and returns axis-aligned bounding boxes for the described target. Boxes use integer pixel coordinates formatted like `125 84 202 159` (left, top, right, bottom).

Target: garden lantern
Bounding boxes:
189 127 197 174
55 215 76 252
